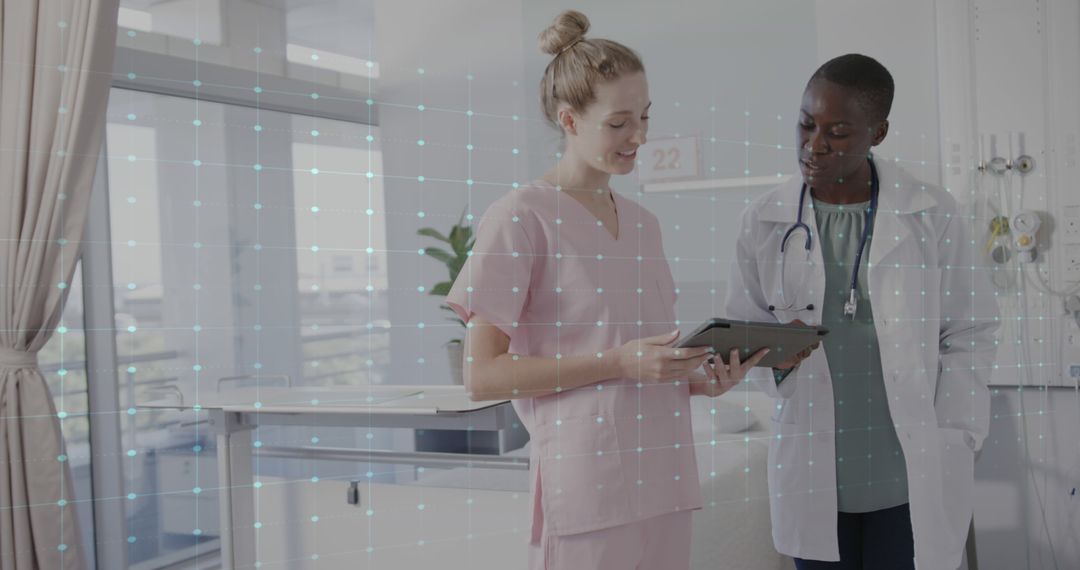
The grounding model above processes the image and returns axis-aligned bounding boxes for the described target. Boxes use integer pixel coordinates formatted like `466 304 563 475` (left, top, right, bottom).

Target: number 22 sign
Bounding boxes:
637 136 699 184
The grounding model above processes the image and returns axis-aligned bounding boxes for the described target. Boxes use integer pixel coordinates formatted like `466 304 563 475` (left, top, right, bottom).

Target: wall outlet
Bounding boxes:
1065 244 1080 282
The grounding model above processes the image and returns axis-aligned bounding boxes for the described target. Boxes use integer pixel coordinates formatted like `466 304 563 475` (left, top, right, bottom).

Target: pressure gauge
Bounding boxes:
1012 211 1041 263
1013 211 1041 234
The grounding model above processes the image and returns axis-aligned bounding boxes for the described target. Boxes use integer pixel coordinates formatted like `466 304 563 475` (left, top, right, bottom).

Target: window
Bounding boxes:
105 87 387 566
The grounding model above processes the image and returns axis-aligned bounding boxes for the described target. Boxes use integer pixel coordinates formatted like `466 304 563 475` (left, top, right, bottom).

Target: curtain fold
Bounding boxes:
0 0 119 567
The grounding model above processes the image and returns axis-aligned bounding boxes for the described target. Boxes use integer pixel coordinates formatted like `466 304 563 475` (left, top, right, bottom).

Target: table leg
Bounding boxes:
212 410 255 569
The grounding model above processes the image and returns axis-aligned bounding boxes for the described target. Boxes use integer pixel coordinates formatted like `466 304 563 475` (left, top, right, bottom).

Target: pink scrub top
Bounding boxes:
447 181 702 540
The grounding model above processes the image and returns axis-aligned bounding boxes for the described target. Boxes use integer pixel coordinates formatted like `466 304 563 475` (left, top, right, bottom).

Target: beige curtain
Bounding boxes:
1 0 119 567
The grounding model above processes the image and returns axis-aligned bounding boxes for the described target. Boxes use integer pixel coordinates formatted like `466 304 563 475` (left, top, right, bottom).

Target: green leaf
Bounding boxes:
440 305 466 328
451 230 473 256
449 257 468 279
417 228 450 243
430 282 452 296
448 224 464 245
424 247 455 265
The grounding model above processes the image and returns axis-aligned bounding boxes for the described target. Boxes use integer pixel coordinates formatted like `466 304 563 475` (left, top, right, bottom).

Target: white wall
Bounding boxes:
934 0 1080 567
374 0 530 385
815 0 943 185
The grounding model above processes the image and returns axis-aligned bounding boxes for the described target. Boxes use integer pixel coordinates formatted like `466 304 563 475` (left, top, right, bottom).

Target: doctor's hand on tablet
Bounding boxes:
691 346 771 398
772 319 821 370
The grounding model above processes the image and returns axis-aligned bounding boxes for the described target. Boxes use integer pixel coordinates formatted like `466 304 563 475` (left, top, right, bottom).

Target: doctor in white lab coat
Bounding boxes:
725 54 998 569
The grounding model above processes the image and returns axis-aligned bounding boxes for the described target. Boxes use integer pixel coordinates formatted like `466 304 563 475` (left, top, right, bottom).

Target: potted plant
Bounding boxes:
418 211 474 384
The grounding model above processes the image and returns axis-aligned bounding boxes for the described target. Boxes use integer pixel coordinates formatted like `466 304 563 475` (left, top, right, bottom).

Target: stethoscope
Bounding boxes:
768 157 880 320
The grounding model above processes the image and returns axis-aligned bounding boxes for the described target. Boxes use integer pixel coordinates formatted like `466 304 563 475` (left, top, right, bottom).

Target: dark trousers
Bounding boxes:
793 504 915 570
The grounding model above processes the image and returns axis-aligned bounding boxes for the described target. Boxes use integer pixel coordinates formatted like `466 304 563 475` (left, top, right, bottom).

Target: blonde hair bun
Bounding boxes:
538 10 590 55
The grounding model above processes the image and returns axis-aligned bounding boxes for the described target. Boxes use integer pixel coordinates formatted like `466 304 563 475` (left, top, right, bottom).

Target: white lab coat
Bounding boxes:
725 157 998 569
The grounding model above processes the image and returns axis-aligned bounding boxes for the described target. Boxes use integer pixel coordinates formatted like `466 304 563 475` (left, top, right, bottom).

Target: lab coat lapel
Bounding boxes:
868 157 920 268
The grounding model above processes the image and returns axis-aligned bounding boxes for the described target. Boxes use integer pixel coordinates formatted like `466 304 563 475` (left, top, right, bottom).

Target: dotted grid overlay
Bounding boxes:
28 11 1055 570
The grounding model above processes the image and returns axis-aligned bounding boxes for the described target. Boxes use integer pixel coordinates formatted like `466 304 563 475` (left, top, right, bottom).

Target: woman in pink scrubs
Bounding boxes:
446 11 768 570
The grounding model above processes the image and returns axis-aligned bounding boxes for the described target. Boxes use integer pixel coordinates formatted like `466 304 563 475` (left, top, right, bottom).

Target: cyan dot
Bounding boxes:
127 536 136 543
126 113 136 121
127 493 136 500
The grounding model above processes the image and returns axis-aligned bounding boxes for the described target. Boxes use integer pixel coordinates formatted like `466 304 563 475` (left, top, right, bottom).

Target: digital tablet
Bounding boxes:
676 318 829 369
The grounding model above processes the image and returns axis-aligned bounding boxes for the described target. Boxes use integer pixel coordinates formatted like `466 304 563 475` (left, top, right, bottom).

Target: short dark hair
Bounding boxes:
808 54 894 123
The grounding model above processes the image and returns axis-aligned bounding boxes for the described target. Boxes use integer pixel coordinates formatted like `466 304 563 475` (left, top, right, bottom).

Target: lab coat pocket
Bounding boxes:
770 308 800 325
534 418 628 535
766 419 816 533
938 427 975 544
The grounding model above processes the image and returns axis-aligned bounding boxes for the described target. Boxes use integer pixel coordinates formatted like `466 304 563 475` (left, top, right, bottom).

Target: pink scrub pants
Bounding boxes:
529 510 692 570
